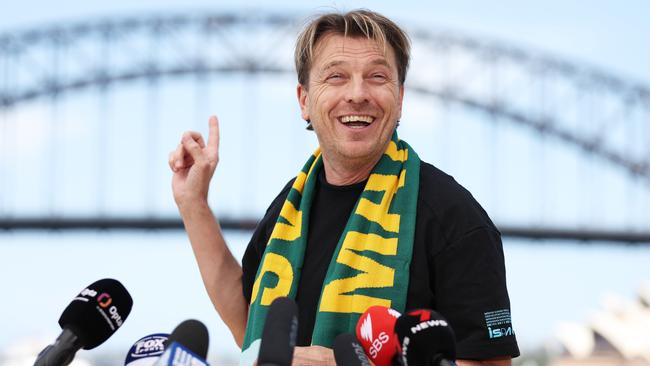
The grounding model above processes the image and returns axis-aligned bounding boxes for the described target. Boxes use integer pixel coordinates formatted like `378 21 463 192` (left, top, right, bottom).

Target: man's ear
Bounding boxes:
297 83 310 121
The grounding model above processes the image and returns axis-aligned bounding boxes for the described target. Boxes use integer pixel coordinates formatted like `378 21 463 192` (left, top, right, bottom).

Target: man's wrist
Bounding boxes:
177 199 212 220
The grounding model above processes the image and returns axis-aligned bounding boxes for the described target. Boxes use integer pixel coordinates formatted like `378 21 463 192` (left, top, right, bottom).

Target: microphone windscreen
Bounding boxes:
394 309 456 365
258 297 298 366
58 278 133 349
152 341 210 366
166 319 209 359
354 306 401 366
333 333 372 366
124 333 169 366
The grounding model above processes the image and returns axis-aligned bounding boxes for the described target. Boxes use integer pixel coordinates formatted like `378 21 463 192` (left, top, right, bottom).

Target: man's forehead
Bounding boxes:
312 34 394 64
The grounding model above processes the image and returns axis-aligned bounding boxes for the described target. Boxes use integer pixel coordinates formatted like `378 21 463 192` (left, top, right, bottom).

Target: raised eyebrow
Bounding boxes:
321 60 346 72
318 59 391 75
369 58 391 68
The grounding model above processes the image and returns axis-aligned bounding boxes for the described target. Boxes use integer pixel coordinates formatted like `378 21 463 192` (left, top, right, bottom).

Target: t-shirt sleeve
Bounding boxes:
241 217 272 304
432 227 520 360
241 179 295 303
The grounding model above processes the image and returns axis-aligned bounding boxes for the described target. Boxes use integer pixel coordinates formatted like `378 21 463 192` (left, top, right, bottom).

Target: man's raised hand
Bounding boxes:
169 116 220 209
168 116 249 345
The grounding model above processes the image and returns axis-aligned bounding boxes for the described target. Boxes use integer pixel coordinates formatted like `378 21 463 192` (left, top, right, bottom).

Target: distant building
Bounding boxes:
552 283 650 365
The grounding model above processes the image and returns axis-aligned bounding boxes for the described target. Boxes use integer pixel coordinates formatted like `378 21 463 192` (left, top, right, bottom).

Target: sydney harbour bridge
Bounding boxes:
0 11 649 244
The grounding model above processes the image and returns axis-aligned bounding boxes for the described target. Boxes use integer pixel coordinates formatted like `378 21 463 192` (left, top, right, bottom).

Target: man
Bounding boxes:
169 9 519 365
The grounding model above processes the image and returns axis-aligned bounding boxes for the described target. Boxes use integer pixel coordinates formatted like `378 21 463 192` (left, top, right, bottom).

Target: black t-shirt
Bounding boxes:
241 162 520 360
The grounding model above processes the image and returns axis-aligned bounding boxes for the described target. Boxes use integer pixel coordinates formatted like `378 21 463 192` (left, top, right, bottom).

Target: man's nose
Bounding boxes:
345 77 370 104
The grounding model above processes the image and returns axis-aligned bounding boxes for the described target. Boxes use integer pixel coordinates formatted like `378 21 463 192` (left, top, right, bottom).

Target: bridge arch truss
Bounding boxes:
0 12 649 242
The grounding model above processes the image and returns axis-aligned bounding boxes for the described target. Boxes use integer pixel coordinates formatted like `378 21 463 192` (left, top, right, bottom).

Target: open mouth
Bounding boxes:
338 115 375 129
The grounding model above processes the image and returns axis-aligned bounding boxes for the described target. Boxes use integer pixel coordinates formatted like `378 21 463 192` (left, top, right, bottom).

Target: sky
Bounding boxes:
2 0 650 85
1 0 650 363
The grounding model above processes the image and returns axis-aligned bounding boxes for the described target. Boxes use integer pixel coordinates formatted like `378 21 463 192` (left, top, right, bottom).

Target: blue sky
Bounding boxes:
2 0 650 85
1 0 650 362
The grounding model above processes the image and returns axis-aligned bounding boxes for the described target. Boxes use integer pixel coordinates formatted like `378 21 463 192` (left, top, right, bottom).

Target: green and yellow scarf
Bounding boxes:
241 131 420 356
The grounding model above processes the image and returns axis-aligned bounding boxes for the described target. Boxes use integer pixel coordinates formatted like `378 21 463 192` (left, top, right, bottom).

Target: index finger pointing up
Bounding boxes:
207 115 220 156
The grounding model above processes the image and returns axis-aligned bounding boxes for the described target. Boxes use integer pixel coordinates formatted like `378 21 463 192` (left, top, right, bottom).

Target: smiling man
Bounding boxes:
169 9 519 366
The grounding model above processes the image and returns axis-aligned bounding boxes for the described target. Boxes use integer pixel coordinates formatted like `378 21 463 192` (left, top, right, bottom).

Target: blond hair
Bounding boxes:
294 9 411 87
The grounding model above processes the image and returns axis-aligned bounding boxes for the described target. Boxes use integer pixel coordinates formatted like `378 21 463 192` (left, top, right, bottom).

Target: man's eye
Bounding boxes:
371 73 387 80
327 74 343 80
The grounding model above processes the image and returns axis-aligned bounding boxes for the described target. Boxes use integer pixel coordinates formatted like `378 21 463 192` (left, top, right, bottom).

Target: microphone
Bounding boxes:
124 333 169 366
152 319 210 366
34 278 133 366
257 297 298 366
165 319 209 359
354 306 401 366
333 333 372 366
394 309 456 366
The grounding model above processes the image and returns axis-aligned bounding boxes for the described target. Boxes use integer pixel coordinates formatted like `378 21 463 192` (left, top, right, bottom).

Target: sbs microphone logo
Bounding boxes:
359 314 373 342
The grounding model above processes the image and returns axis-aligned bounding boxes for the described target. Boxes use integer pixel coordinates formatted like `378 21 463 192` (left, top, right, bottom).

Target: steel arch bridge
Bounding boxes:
0 11 649 242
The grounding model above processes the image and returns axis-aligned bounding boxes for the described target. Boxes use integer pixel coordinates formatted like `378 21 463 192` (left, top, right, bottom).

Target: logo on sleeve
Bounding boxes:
484 309 515 339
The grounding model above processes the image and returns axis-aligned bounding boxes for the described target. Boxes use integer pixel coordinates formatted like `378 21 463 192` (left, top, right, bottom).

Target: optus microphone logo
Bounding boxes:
95 292 124 327
96 293 125 328
97 293 112 308
78 287 125 328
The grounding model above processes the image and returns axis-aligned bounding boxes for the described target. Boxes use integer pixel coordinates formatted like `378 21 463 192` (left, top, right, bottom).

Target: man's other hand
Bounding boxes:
292 346 336 366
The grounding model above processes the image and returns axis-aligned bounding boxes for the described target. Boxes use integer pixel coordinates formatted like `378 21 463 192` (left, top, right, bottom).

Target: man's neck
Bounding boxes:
321 154 381 186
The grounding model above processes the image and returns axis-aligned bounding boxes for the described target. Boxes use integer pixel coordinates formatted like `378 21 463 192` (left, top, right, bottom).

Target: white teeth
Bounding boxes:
340 115 374 123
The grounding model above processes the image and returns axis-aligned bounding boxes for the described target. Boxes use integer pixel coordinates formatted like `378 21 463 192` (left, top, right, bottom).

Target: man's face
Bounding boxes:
297 34 404 166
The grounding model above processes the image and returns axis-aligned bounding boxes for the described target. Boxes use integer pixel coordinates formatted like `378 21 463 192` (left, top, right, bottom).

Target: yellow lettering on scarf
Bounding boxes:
268 171 306 242
384 140 408 162
356 170 406 233
250 253 294 306
269 200 302 242
319 232 397 313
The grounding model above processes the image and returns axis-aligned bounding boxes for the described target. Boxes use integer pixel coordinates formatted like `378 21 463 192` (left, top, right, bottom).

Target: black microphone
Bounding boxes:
153 319 210 365
165 319 210 359
393 309 456 366
333 333 372 366
257 297 298 366
34 278 133 366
